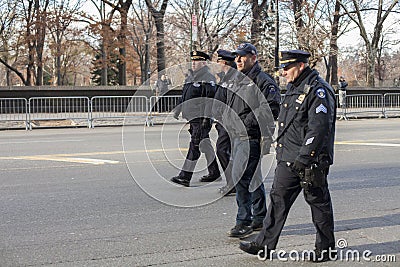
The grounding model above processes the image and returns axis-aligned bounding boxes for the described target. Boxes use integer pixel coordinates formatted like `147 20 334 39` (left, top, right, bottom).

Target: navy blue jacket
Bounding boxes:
174 66 216 121
276 67 336 166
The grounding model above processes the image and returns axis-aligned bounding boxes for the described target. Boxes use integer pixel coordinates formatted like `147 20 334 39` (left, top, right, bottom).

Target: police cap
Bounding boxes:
217 49 235 61
191 50 210 61
232 43 258 56
279 50 311 68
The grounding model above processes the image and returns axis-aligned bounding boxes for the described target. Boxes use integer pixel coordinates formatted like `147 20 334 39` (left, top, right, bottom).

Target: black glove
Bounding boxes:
173 112 179 120
201 118 211 129
291 160 307 177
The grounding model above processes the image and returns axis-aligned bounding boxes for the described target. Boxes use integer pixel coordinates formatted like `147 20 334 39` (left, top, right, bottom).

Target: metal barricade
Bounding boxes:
344 94 384 118
0 98 29 130
148 95 182 125
29 97 90 129
383 93 400 118
90 96 149 128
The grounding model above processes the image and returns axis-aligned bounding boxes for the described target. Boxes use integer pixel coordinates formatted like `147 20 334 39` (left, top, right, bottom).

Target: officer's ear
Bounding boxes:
299 62 305 72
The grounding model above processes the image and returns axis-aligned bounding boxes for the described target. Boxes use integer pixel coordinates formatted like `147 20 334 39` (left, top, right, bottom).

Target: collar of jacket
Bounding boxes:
222 67 238 82
287 67 319 94
234 62 261 86
193 65 211 81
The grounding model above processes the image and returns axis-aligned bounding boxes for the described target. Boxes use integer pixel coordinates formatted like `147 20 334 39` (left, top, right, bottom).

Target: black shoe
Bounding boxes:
228 224 253 238
170 176 190 187
199 173 221 182
239 241 269 258
310 248 337 262
250 221 263 231
219 185 236 196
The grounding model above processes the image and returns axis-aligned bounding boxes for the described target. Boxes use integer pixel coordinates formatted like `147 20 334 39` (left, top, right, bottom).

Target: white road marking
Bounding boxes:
13 156 119 165
0 139 82 145
335 141 400 147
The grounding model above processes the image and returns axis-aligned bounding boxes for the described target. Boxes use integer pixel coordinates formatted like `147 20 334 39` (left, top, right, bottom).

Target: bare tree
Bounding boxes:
248 0 269 44
80 0 117 85
168 0 247 59
340 0 399 87
145 0 169 78
102 0 132 85
130 1 154 84
47 0 82 85
0 0 24 85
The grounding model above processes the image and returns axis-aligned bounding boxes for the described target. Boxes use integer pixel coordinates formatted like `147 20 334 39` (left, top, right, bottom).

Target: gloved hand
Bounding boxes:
173 112 179 120
291 160 307 177
201 118 211 129
261 136 272 155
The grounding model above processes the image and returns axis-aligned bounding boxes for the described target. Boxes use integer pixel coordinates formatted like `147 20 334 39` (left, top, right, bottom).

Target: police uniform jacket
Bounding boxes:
247 62 281 120
212 67 237 121
276 67 336 166
176 65 217 121
222 69 275 140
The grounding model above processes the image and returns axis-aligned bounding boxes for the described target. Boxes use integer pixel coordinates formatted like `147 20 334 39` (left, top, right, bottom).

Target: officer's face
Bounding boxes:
191 60 205 71
235 53 256 73
217 59 229 73
281 62 303 83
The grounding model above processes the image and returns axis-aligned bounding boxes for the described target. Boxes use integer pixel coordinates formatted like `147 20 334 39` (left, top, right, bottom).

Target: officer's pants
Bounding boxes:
180 121 219 179
215 123 233 187
255 161 335 250
232 138 266 225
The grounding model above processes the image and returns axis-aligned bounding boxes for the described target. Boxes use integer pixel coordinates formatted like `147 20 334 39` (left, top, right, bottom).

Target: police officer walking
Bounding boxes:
239 50 337 262
223 43 278 238
213 49 237 196
171 51 220 187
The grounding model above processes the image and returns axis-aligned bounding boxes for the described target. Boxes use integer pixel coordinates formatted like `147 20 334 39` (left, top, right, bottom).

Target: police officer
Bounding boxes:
223 43 277 238
171 51 220 187
239 50 337 262
213 49 237 196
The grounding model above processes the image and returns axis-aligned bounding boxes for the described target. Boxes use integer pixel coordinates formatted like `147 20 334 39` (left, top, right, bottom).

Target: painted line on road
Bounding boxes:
13 156 120 165
335 141 400 147
0 148 188 165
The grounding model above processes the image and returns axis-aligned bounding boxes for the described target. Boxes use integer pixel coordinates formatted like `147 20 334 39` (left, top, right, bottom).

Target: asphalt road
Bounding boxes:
0 118 399 266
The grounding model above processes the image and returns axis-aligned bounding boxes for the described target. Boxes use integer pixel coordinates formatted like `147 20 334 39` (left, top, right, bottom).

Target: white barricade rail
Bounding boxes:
91 96 148 128
148 95 182 126
344 94 384 118
383 93 400 118
0 98 29 130
29 97 90 129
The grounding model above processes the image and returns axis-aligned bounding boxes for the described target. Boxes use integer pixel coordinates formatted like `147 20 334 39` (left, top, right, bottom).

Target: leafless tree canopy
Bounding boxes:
0 0 399 87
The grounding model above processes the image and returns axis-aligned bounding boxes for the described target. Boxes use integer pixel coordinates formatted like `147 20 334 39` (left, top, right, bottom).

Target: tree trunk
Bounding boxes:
250 0 268 44
154 17 166 76
293 0 305 49
329 0 341 86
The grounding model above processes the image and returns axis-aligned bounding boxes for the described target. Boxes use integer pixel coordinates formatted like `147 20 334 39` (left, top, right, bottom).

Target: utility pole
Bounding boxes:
191 0 199 52
274 0 280 86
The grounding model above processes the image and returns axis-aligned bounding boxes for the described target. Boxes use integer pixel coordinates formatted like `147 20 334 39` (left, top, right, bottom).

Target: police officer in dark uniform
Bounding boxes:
223 43 277 238
171 51 220 187
239 50 337 262
213 49 237 196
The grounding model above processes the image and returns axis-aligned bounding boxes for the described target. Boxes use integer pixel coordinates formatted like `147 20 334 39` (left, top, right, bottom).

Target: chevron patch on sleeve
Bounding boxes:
316 103 327 114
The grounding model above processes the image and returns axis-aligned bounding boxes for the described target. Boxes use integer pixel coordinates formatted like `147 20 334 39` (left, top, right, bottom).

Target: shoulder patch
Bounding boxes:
316 88 326 98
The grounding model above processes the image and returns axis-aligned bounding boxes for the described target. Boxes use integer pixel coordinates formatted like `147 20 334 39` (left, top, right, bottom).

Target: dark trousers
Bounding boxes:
215 123 233 187
232 138 266 225
255 161 335 250
179 120 220 179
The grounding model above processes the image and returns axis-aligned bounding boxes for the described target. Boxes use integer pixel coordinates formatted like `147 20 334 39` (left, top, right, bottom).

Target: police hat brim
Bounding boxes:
232 50 248 56
279 61 297 69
